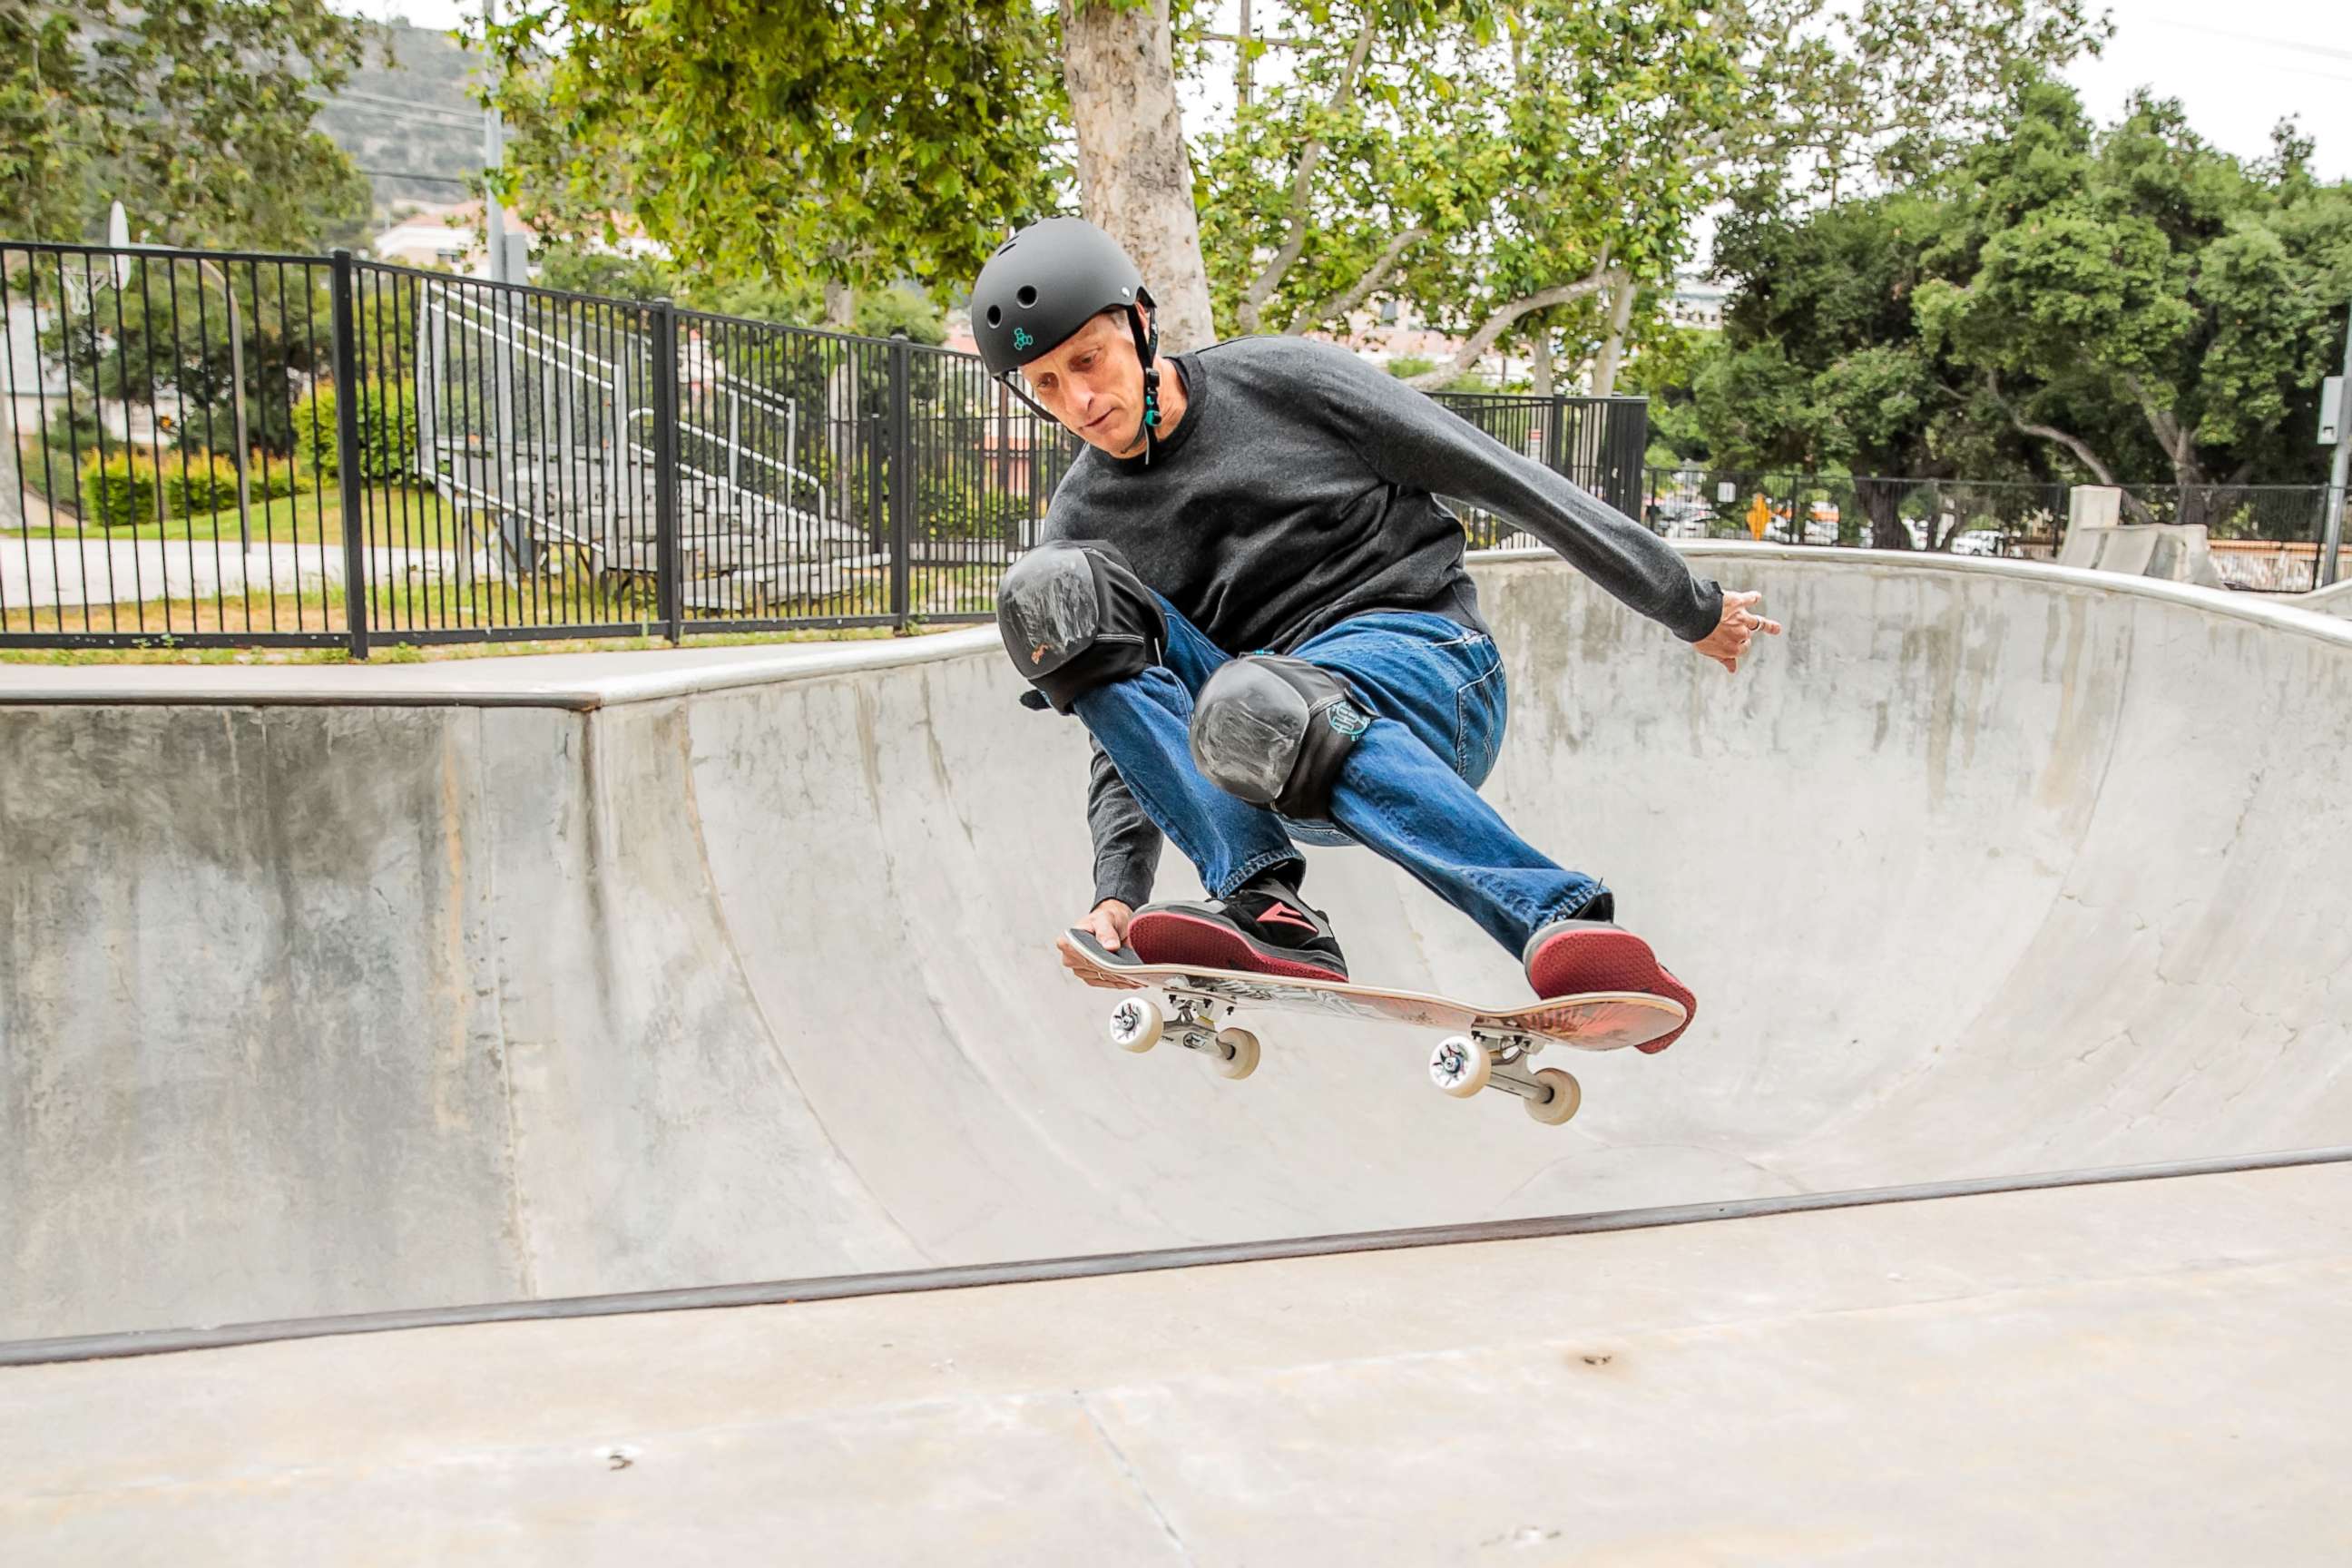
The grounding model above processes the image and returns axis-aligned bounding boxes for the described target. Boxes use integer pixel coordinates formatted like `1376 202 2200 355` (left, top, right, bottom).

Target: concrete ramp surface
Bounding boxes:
4 545 2350 1341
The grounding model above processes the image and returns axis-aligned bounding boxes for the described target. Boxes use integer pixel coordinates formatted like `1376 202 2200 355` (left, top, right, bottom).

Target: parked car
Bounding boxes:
1765 513 1841 546
1948 529 2005 557
1647 497 1714 538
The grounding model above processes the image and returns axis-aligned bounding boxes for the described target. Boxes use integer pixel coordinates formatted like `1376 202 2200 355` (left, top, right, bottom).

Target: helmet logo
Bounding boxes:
1012 327 1034 352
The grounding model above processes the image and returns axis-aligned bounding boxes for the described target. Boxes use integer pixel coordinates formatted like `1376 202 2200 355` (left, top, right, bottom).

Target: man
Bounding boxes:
977 218 1779 1052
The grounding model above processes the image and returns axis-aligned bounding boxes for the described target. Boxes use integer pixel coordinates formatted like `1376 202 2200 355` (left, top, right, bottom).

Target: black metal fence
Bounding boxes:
0 239 1651 653
1641 469 2073 554
1638 467 2347 591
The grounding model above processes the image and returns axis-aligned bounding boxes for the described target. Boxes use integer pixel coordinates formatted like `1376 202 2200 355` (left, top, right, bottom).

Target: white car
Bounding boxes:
1948 529 2005 557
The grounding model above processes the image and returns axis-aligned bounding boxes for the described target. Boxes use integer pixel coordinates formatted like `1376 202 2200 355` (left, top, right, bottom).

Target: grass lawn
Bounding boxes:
0 562 997 664
4 483 462 549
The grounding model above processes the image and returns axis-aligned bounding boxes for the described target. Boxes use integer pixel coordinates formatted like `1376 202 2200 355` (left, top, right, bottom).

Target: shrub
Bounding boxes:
79 448 306 526
914 477 1033 542
292 379 419 484
160 454 301 518
80 451 161 527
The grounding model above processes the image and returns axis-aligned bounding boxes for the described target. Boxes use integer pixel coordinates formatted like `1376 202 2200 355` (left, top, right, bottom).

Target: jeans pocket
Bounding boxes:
1452 652 1506 786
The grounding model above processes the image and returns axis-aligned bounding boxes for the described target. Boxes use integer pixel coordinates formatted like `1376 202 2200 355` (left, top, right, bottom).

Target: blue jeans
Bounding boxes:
1071 599 1605 956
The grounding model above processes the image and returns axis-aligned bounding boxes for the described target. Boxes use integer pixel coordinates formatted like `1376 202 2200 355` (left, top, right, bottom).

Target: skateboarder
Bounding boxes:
975 219 1779 1052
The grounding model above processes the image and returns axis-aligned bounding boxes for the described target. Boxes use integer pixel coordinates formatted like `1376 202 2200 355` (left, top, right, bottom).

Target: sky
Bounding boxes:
351 0 2351 180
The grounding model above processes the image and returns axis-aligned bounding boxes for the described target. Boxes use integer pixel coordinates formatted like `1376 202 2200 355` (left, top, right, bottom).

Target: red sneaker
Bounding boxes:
1522 917 1696 1053
1126 878 1349 982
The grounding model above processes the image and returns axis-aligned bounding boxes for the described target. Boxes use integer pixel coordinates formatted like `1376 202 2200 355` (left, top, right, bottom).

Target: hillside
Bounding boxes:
313 20 485 212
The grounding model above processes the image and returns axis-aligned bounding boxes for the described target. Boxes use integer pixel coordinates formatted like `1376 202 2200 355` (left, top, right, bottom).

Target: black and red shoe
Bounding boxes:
1127 876 1349 982
1523 915 1696 1054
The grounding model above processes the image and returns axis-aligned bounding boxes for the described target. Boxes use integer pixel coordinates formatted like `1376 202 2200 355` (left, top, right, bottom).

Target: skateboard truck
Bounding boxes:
1427 1031 1582 1124
1107 991 1260 1080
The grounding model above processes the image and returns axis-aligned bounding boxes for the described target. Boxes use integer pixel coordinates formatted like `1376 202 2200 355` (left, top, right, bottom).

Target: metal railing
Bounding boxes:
1636 467 2345 592
1641 469 2072 554
1 239 1653 652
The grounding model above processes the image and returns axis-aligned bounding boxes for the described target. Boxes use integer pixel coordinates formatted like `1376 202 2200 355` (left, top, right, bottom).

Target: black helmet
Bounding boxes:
969 216 1169 462
970 217 1152 377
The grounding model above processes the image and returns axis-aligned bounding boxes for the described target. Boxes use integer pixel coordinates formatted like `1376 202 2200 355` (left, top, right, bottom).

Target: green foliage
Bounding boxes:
80 450 159 528
1386 355 1493 395
1193 0 2101 386
77 447 302 525
35 259 334 459
158 455 302 517
914 475 1033 542
0 0 375 247
292 381 419 485
534 247 680 304
477 0 1065 311
1914 82 2352 489
1650 78 2352 512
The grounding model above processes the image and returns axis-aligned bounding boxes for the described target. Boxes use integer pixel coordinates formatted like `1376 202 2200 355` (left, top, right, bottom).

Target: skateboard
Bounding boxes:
1063 929 1685 1126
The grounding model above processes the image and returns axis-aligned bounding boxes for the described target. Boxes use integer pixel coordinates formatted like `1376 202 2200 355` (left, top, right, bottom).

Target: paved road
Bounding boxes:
0 530 476 612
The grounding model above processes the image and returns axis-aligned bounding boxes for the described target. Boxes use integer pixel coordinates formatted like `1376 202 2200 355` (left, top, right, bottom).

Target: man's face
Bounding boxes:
1023 310 1147 457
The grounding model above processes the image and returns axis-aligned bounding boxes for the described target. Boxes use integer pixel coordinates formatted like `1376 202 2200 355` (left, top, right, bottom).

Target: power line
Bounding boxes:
2144 18 2352 64
358 168 474 187
333 88 479 121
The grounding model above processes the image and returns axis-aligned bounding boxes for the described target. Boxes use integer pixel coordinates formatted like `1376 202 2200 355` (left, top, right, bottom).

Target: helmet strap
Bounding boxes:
1128 289 1161 466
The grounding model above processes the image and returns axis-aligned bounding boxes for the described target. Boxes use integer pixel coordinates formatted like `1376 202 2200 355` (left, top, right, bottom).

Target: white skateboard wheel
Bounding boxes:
1209 1026 1260 1080
1429 1034 1491 1098
1109 996 1164 1053
1524 1067 1582 1125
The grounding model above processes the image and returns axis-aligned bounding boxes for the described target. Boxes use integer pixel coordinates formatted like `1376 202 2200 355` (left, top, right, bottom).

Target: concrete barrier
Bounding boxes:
4 544 2349 1339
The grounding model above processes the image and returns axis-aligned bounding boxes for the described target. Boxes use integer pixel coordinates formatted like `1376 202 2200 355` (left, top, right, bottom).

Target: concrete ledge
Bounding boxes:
6 543 2351 709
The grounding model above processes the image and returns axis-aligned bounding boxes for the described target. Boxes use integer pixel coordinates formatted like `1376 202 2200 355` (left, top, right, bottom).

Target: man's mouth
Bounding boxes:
1082 407 1117 434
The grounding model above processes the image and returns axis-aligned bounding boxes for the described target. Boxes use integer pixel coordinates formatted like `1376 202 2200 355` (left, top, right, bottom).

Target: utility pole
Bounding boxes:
2323 299 2351 588
482 0 509 284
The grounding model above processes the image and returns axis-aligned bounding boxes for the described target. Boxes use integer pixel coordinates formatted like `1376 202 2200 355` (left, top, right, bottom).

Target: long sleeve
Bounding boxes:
1085 737 1161 910
1305 343 1722 643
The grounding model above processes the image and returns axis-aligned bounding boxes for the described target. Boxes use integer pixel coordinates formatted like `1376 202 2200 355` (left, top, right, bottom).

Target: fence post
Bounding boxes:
887 329 913 630
1600 397 1642 514
328 250 370 660
650 299 681 642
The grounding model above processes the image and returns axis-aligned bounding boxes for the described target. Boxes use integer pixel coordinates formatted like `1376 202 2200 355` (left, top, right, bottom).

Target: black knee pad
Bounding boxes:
996 540 1167 714
1189 654 1372 820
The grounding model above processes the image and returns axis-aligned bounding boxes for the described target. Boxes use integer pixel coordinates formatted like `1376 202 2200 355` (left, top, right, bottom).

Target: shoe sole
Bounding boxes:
1127 909 1349 983
1525 926 1696 1054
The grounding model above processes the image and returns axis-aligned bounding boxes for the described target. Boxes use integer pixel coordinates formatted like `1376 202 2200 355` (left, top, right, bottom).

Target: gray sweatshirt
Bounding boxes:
1035 333 1720 909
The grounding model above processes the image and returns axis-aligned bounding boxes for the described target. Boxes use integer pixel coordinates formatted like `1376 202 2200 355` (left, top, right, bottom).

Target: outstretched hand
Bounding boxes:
1692 590 1783 673
1057 898 1144 989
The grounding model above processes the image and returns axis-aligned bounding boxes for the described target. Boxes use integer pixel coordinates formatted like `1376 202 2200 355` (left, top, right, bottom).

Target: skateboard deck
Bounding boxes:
1063 928 1685 1125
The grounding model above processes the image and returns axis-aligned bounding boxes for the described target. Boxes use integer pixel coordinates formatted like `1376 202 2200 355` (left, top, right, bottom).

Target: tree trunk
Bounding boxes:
1857 477 1911 551
1529 328 1553 398
1060 0 1216 352
822 279 857 330
1590 271 1635 397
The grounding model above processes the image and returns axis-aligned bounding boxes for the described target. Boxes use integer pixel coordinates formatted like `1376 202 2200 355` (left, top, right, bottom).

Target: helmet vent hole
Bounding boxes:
1015 285 1037 308
985 305 1002 327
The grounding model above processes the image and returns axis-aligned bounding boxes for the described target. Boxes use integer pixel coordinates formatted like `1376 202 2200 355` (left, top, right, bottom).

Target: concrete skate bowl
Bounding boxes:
5 544 2350 1343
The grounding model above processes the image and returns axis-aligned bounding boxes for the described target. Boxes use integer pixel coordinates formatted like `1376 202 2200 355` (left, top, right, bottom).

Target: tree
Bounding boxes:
1061 0 1217 350
1916 82 2352 512
0 0 375 249
480 0 1064 328
1192 0 2101 389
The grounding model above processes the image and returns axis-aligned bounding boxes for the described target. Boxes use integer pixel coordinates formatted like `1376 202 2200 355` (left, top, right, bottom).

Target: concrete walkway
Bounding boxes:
5 1161 2347 1564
